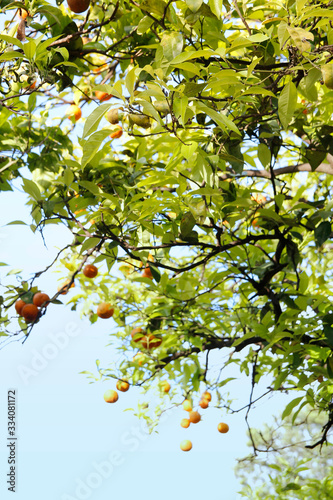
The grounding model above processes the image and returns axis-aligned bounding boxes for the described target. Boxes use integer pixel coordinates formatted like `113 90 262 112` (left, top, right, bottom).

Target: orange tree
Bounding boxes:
1 0 333 457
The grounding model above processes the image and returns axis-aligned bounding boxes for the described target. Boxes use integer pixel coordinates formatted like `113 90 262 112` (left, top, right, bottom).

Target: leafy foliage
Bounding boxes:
1 0 333 455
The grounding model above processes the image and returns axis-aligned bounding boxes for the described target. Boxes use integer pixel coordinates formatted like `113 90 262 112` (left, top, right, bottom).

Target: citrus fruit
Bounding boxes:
33 292 50 307
189 411 201 424
83 264 98 278
180 440 192 452
15 299 26 316
103 390 118 403
110 127 123 139
182 399 192 412
67 0 90 13
58 280 75 295
217 422 229 433
199 399 209 409
180 418 190 428
161 381 171 393
142 267 153 279
21 304 39 322
131 327 145 343
97 303 114 319
202 391 212 402
66 104 82 121
116 380 130 392
95 91 112 101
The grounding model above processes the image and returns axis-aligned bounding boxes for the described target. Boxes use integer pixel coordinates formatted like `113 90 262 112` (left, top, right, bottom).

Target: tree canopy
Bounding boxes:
1 0 333 465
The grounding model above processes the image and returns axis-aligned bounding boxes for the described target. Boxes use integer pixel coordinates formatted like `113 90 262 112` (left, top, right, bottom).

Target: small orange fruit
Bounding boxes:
189 411 201 424
21 304 39 322
180 418 190 428
180 440 192 452
95 91 113 101
142 267 153 280
202 391 212 402
131 327 145 343
67 104 82 121
199 399 209 409
132 352 146 366
97 303 114 319
110 127 123 139
182 399 192 412
217 422 229 433
83 264 98 278
15 299 26 316
18 8 29 19
58 280 75 295
251 193 266 204
116 380 130 392
140 334 162 350
103 389 118 403
67 0 90 13
33 292 50 307
161 381 171 393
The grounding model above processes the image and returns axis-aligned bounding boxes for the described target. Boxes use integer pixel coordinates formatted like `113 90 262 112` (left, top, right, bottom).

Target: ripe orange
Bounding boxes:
67 0 90 13
95 91 113 101
199 399 209 409
182 399 192 412
132 352 146 366
21 304 39 322
217 422 229 433
15 299 26 316
161 381 171 393
180 440 192 452
67 104 82 121
18 8 29 19
103 390 118 403
251 193 266 204
189 411 201 424
180 418 190 428
140 334 162 350
97 303 114 319
202 391 212 402
116 380 130 392
58 280 75 295
131 327 145 343
83 264 98 278
110 127 123 139
33 292 50 307
142 267 153 280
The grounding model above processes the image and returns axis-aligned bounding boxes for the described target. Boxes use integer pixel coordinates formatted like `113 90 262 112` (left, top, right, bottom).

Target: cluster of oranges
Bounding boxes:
104 379 130 403
179 392 229 452
82 264 115 319
15 292 50 323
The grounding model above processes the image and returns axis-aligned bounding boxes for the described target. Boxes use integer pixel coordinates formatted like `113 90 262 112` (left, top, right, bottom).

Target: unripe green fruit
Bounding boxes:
129 114 151 128
106 108 123 124
322 64 333 89
154 100 169 115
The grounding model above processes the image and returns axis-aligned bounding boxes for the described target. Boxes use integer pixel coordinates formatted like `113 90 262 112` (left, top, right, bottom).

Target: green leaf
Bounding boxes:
195 102 241 135
6 220 27 225
161 32 184 61
258 143 271 168
185 0 203 13
180 212 196 237
82 103 112 139
281 396 304 420
22 179 41 201
314 221 331 247
281 483 301 491
209 0 222 18
0 50 24 61
80 129 113 168
278 81 297 129
137 16 154 35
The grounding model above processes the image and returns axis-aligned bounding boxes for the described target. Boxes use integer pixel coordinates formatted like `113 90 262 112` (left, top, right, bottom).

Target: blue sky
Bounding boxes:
0 184 293 500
